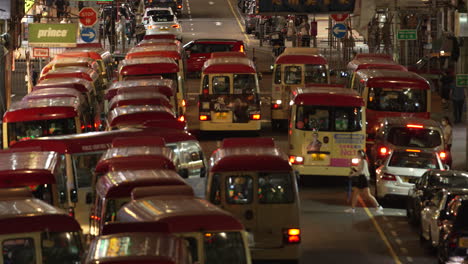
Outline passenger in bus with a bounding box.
[228,176,251,203]
[213,77,230,94]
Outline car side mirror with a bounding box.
[86,192,93,204]
[70,189,78,203]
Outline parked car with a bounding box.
[407,170,468,225]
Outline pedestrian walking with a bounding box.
[345,150,383,214]
[298,18,310,47]
[55,0,65,19]
[440,71,453,109]
[286,19,296,47]
[450,82,466,123]
[441,116,453,167]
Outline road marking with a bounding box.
[225,0,250,44]
[215,21,222,26]
[400,247,408,254]
[208,1,215,4]
[191,33,195,35]
[395,238,402,245]
[406,256,414,262]
[390,230,397,237]
[359,197,402,264]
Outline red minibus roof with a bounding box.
[137,39,180,48]
[210,52,247,59]
[108,105,176,128]
[55,51,102,61]
[86,232,190,264]
[10,128,196,153]
[126,45,181,60]
[3,97,80,123]
[275,54,327,65]
[356,69,430,90]
[0,187,33,200]
[24,88,83,101]
[76,42,103,48]
[292,86,364,107]
[119,57,179,76]
[143,119,187,130]
[42,57,99,76]
[131,185,194,200]
[106,79,175,100]
[210,146,291,172]
[95,146,176,174]
[109,92,172,110]
[354,53,393,61]
[116,196,244,232]
[203,57,256,74]
[64,47,111,59]
[0,151,59,187]
[347,57,407,72]
[0,198,81,234]
[143,34,177,40]
[39,66,99,82]
[222,137,275,148]
[96,170,186,198]
[33,77,94,93]
[112,136,166,148]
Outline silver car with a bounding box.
[143,7,182,40]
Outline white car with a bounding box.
[143,7,182,40]
[375,148,445,201]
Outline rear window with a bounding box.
[190,44,233,54]
[388,151,439,169]
[388,127,442,148]
[258,173,294,204]
[147,9,171,16]
[152,14,175,22]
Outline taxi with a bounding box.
[207,137,300,263]
[90,169,187,236]
[0,197,84,264]
[143,33,177,40]
[104,195,252,264]
[85,232,192,264]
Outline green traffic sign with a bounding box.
[28,23,78,48]
[456,74,468,87]
[397,29,417,40]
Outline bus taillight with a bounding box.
[250,114,261,120]
[178,115,185,122]
[284,228,301,244]
[199,115,211,121]
[272,100,282,109]
[181,99,187,107]
[289,155,304,165]
[379,147,388,156]
[439,151,447,160]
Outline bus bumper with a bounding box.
[200,121,261,131]
[251,244,300,261]
[292,164,350,176]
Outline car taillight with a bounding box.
[448,232,460,248]
[289,155,304,165]
[407,124,423,129]
[250,114,261,120]
[203,88,209,95]
[144,17,149,21]
[381,172,396,181]
[178,115,185,122]
[439,151,447,160]
[68,208,75,217]
[177,4,182,8]
[379,147,388,156]
[199,115,211,121]
[240,44,245,53]
[172,24,180,28]
[283,228,301,244]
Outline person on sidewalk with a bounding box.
[440,71,453,109]
[345,150,383,214]
[441,116,453,167]
[298,18,310,47]
[450,82,466,123]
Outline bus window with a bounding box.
[72,152,103,188]
[8,118,76,144]
[296,106,330,131]
[258,173,294,204]
[204,232,247,264]
[226,175,252,204]
[335,108,362,132]
[202,75,209,91]
[41,232,82,264]
[212,76,230,94]
[3,238,35,264]
[210,174,222,204]
[105,198,130,223]
[184,237,198,263]
[233,74,256,95]
[304,64,328,84]
[296,106,362,132]
[367,87,427,112]
[284,66,302,84]
[274,66,281,84]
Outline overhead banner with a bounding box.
[28,23,78,47]
[257,0,356,14]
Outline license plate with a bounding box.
[459,237,468,248]
[215,112,228,119]
[311,153,325,161]
[401,177,409,183]
[160,28,169,31]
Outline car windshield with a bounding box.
[189,44,233,54]
[204,232,247,264]
[430,175,468,188]
[105,198,131,223]
[387,127,442,148]
[41,232,83,264]
[284,66,302,84]
[304,64,328,84]
[295,105,362,132]
[367,87,427,112]
[72,152,104,189]
[8,118,76,146]
[152,14,175,22]
[388,151,439,169]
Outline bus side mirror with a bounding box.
[70,189,78,203]
[86,192,93,204]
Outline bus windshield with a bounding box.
[233,74,257,94]
[387,127,442,148]
[367,87,427,112]
[295,105,362,132]
[204,232,247,264]
[8,118,76,145]
[72,152,104,189]
[304,64,328,84]
[41,231,83,264]
[284,66,302,84]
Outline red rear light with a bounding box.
[407,124,423,129]
[172,24,180,28]
[68,208,75,217]
[203,88,209,95]
[240,44,245,53]
[284,228,301,244]
[80,124,85,131]
[289,155,304,165]
[272,103,281,109]
[178,115,185,122]
[439,151,447,160]
[181,99,186,107]
[177,5,182,8]
[381,172,396,181]
[199,115,211,121]
[379,147,388,156]
[250,114,261,120]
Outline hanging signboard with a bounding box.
[257,0,355,14]
[28,23,78,48]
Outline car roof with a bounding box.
[378,117,442,129]
[193,39,243,43]
[429,169,468,178]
